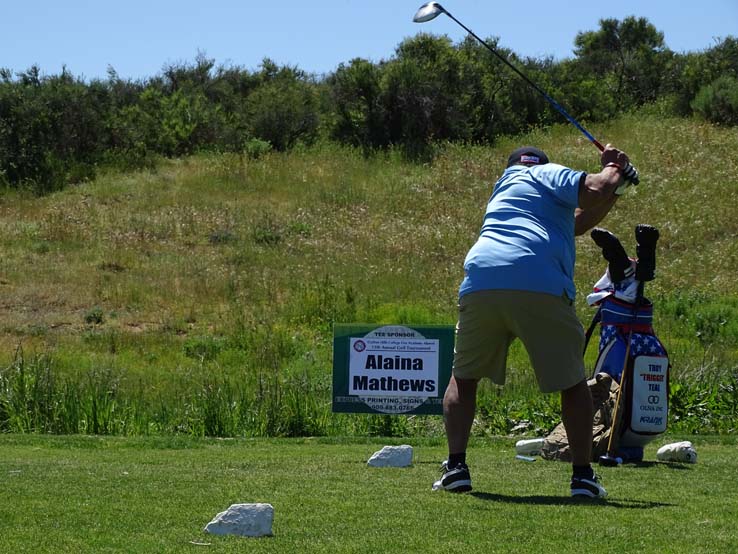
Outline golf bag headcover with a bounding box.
[591,228,632,283]
[635,224,659,282]
[587,226,670,453]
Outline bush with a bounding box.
[0,60,317,192]
[183,336,224,362]
[0,30,735,193]
[328,58,386,149]
[675,38,738,116]
[83,306,105,325]
[245,66,320,151]
[0,67,109,193]
[243,138,272,159]
[691,75,738,125]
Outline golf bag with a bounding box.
[585,225,670,462]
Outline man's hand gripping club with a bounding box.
[600,145,640,195]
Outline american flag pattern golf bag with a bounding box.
[586,224,669,456]
[591,295,670,446]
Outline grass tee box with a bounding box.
[2,435,738,554]
[332,324,453,415]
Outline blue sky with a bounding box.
[4,0,737,81]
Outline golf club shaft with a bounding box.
[604,280,644,458]
[441,10,605,152]
[604,327,632,457]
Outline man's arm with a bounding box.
[575,145,629,236]
[574,195,618,236]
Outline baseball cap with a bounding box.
[507,146,550,167]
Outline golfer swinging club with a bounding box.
[436,144,638,498]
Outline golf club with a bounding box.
[598,330,632,467]
[413,2,639,184]
[598,276,646,467]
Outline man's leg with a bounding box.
[501,291,606,497]
[433,375,478,492]
[443,375,479,456]
[562,378,606,498]
[560,378,593,466]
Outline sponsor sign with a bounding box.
[630,355,669,434]
[333,324,454,415]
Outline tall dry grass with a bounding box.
[1,114,736,436]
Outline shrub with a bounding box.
[691,75,738,125]
[183,336,224,362]
[243,138,272,159]
[0,67,109,193]
[328,58,386,149]
[245,71,320,151]
[84,306,105,325]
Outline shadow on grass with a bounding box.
[470,491,673,509]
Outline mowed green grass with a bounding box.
[1,434,737,554]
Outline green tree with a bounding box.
[573,17,672,111]
[691,74,738,125]
[674,38,738,116]
[327,58,386,150]
[108,87,201,158]
[549,58,618,123]
[245,60,320,151]
[379,34,465,157]
[0,66,109,192]
[455,36,537,141]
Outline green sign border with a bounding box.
[332,323,454,415]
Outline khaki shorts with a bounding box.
[453,289,585,393]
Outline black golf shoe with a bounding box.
[570,474,607,499]
[432,461,472,492]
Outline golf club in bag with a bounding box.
[584,225,670,466]
[413,2,639,185]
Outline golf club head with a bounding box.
[598,454,623,467]
[413,2,446,23]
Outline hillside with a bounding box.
[1,113,736,436]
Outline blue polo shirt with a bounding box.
[459,163,585,300]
